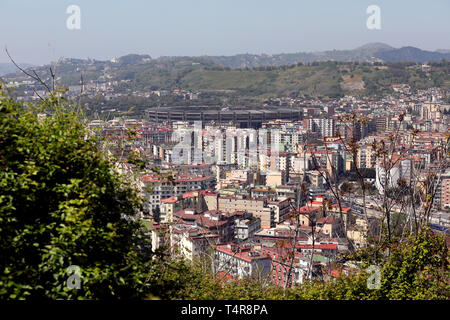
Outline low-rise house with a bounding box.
[316,217,344,238]
[346,217,380,248]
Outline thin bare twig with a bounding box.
[5,47,52,94]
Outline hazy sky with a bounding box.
[1,0,449,65]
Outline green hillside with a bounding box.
[6,57,450,100]
[173,61,449,98]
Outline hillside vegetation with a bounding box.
[6,54,450,101]
[118,60,450,98]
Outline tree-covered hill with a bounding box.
[111,59,450,98]
[6,56,450,101]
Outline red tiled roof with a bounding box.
[317,217,337,224]
[182,191,198,199]
[161,196,178,204]
[299,206,321,214]
[196,216,228,228]
[214,244,270,263]
[173,209,200,220]
[141,175,212,183]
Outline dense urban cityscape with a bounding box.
[81,84,449,287]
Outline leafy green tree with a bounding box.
[378,228,449,299]
[295,228,449,300]
[0,87,151,299]
[152,206,161,223]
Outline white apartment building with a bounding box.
[375,158,412,194]
[214,244,271,279]
[309,118,336,138]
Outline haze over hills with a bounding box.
[2,43,450,77]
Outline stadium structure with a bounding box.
[145,106,304,128]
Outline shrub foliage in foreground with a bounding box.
[0,91,151,299]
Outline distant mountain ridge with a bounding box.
[3,43,450,76]
[374,46,450,63]
[203,43,396,68]
[201,43,450,69]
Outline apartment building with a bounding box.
[375,158,412,194]
[357,145,376,169]
[209,195,276,229]
[214,244,271,280]
[261,245,308,287]
[309,118,336,138]
[141,174,215,211]
[234,213,262,241]
[440,169,450,209]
